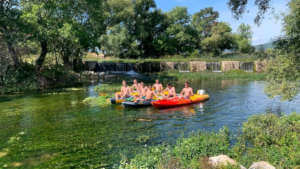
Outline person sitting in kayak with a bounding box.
[145,86,158,101]
[153,79,163,94]
[115,80,130,100]
[180,81,193,99]
[138,82,145,94]
[163,83,176,99]
[136,86,157,102]
[131,79,139,92]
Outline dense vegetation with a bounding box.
[120,113,300,169]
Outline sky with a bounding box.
[154,0,289,45]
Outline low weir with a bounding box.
[84,60,267,73]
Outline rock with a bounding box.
[254,60,268,72]
[208,155,246,169]
[249,161,276,169]
[190,61,207,72]
[221,61,240,72]
[160,62,175,71]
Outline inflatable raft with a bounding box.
[122,100,152,108]
[152,94,209,109]
[110,98,125,104]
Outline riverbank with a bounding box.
[120,113,299,169]
[0,64,95,95]
[158,70,266,82]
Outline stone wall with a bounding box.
[190,61,207,72]
[160,62,175,72]
[221,61,240,72]
[254,60,268,72]
[84,60,268,73]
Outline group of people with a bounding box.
[115,79,194,102]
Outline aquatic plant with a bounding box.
[82,96,111,107]
[94,84,121,94]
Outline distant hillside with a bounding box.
[254,42,274,51]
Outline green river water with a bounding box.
[0,77,299,168]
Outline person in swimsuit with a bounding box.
[131,79,139,92]
[145,86,158,101]
[115,80,130,100]
[180,81,193,99]
[163,83,176,99]
[153,79,163,95]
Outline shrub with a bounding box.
[120,113,300,169]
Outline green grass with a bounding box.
[158,70,266,81]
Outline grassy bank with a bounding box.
[120,113,299,169]
[158,70,266,82]
[83,53,259,63]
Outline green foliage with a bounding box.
[201,22,235,56]
[121,113,300,169]
[233,24,254,54]
[265,55,299,100]
[120,128,231,169]
[94,84,121,94]
[266,0,300,101]
[233,113,300,168]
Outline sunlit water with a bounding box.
[0,78,299,168]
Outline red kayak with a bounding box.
[152,94,209,109]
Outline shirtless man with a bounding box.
[115,80,130,100]
[138,82,145,95]
[131,79,139,92]
[163,83,176,99]
[144,86,158,101]
[153,79,163,94]
[180,81,194,99]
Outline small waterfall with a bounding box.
[174,62,190,72]
[240,62,254,72]
[207,62,221,72]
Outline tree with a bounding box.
[99,24,140,58]
[228,0,272,24]
[237,23,252,40]
[233,23,254,53]
[265,0,300,100]
[192,7,219,38]
[201,22,235,56]
[20,0,107,70]
[161,7,197,55]
[0,0,23,67]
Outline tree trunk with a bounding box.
[6,41,19,67]
[36,40,48,71]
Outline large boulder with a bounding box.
[254,60,268,72]
[249,161,276,169]
[208,155,246,169]
[190,61,207,72]
[221,61,240,72]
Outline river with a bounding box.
[0,77,299,168]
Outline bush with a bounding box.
[120,113,300,169]
[232,113,300,168]
[119,128,231,169]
